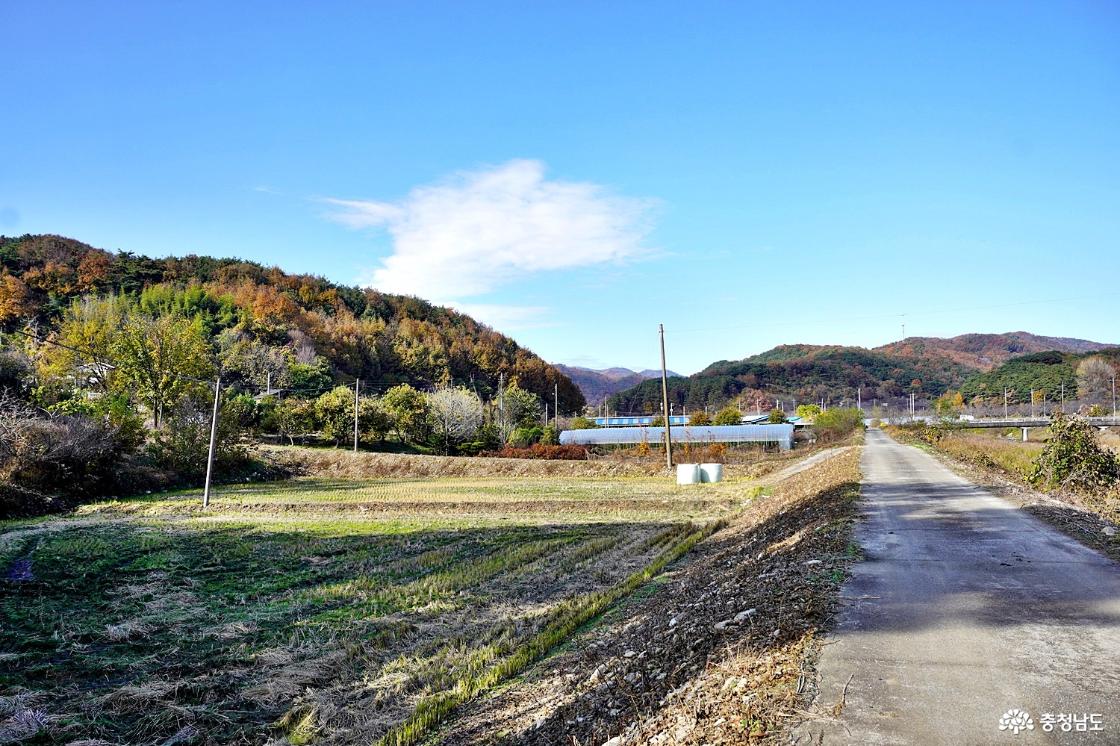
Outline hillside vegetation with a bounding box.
[0,234,584,513]
[609,333,1116,414]
[1,235,583,409]
[959,349,1120,405]
[610,345,973,413]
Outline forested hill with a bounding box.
[607,333,1116,414]
[0,234,584,411]
[609,345,974,413]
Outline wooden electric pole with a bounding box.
[353,379,360,452]
[498,372,505,441]
[659,324,673,469]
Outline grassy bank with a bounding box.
[442,447,863,744]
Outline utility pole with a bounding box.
[353,379,360,452]
[543,403,548,427]
[1060,382,1065,414]
[554,383,559,427]
[1004,388,1008,418]
[266,371,271,396]
[498,372,506,441]
[658,323,673,470]
[857,387,861,412]
[202,376,221,509]
[1031,389,1035,419]
[1112,374,1117,420]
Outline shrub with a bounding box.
[712,407,741,426]
[485,444,588,460]
[0,351,31,397]
[540,424,560,445]
[1029,413,1119,494]
[688,411,712,426]
[568,416,598,430]
[224,392,261,435]
[458,422,502,456]
[507,425,544,448]
[795,404,821,422]
[149,395,249,481]
[813,407,864,441]
[0,393,141,514]
[768,408,786,424]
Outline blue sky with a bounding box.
[3,1,1118,373]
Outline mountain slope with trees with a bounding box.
[875,332,1114,372]
[608,334,1116,414]
[0,234,584,411]
[959,348,1120,407]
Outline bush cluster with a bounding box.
[0,393,144,516]
[1028,413,1120,494]
[812,407,864,441]
[484,444,589,460]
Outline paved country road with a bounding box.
[801,429,1120,744]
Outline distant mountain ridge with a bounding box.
[554,364,681,405]
[874,332,1113,371]
[609,332,1116,413]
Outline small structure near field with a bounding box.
[560,424,795,450]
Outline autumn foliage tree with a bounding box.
[110,312,214,428]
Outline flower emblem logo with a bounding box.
[999,709,1035,735]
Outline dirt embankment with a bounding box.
[441,447,862,745]
[263,445,825,482]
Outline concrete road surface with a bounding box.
[802,429,1120,744]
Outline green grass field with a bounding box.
[0,473,754,745]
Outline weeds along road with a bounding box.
[804,429,1120,745]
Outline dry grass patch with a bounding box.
[1,461,767,744]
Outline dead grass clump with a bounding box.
[98,681,176,714]
[105,619,152,642]
[0,709,52,744]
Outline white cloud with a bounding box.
[324,159,656,301]
[450,303,555,331]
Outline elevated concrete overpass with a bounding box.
[881,416,1119,428]
[878,415,1119,440]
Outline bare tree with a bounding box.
[1077,357,1115,405]
[428,386,483,454]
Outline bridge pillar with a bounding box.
[1022,427,1029,442]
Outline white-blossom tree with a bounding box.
[428,386,483,453]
